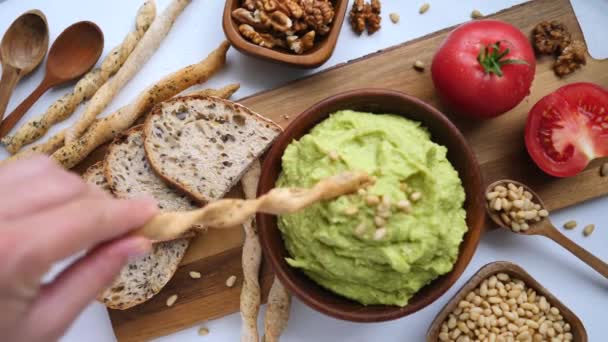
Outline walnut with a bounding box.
[232,8,265,30]
[553,40,587,77]
[349,0,381,35]
[259,9,293,32]
[242,0,256,10]
[239,24,287,49]
[286,30,315,54]
[301,0,335,36]
[532,20,572,55]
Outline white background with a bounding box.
[0,0,606,341]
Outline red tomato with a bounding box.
[431,20,536,118]
[525,82,608,177]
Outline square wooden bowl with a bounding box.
[222,0,349,68]
[427,261,587,341]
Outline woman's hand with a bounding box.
[0,155,158,342]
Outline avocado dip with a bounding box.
[276,110,467,306]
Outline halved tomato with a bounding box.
[525,82,608,177]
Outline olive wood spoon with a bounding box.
[486,179,608,278]
[0,10,49,120]
[0,21,104,138]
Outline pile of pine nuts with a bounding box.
[486,183,549,232]
[438,273,573,342]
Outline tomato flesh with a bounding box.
[525,83,608,177]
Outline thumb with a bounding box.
[25,236,151,341]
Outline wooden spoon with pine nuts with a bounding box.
[486,179,608,279]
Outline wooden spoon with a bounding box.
[0,10,49,120]
[486,179,608,278]
[0,21,104,138]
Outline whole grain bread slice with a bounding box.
[83,161,191,310]
[143,95,282,203]
[104,125,200,212]
[98,238,190,310]
[82,161,111,192]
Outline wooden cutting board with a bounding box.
[107,0,608,340]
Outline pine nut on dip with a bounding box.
[275,110,468,306]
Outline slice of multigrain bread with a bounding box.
[83,162,190,310]
[98,237,190,310]
[104,125,199,211]
[143,95,282,203]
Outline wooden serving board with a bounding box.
[107,0,608,340]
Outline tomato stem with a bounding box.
[477,41,528,77]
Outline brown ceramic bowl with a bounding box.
[427,261,587,341]
[257,89,486,322]
[222,0,348,68]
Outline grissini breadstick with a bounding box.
[1,82,238,166]
[240,160,262,342]
[263,279,291,342]
[65,0,192,144]
[1,0,157,154]
[49,41,230,169]
[134,171,371,241]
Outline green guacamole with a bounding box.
[276,110,467,307]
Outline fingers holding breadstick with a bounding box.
[135,171,371,241]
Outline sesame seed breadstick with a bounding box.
[240,160,262,342]
[263,278,291,342]
[134,171,371,241]
[64,0,192,144]
[0,1,157,154]
[0,82,237,167]
[49,41,230,169]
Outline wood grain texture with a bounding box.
[109,0,608,340]
[426,261,587,341]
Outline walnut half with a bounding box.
[553,40,586,77]
[349,0,381,35]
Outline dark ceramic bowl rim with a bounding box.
[257,88,485,322]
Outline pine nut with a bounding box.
[189,271,202,279]
[413,60,425,71]
[410,191,422,202]
[419,3,430,14]
[563,220,577,229]
[601,162,608,177]
[583,224,595,237]
[397,200,412,212]
[328,150,339,161]
[471,9,483,19]
[166,294,178,307]
[389,12,400,24]
[366,195,380,206]
[374,227,387,240]
[226,275,237,287]
[487,191,500,201]
[198,327,210,336]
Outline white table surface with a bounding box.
[0,0,606,341]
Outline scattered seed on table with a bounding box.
[198,327,209,336]
[226,275,237,288]
[471,9,483,19]
[389,13,400,23]
[166,294,178,307]
[563,220,577,230]
[413,60,425,71]
[583,224,595,237]
[419,3,430,14]
[189,271,202,279]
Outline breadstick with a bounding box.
[65,0,192,144]
[0,0,157,154]
[263,279,291,342]
[1,82,237,166]
[50,41,230,169]
[134,171,371,241]
[240,160,262,342]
